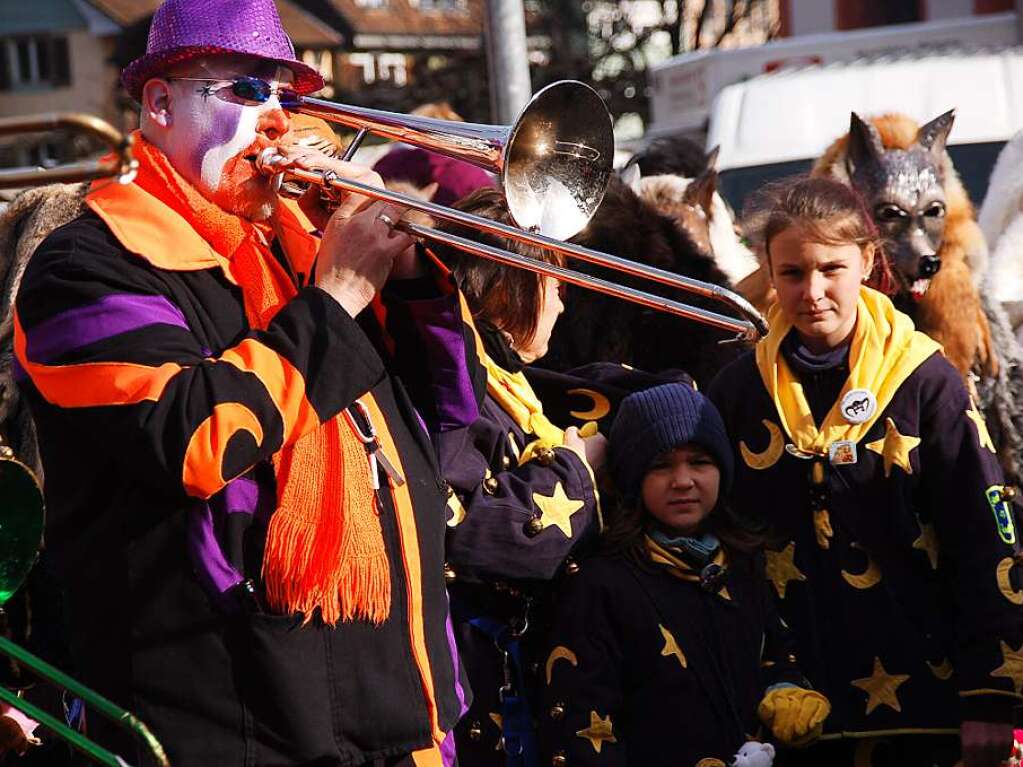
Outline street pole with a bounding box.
[483,0,532,124]
[1017,0,1023,43]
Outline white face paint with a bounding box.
[162,59,293,220]
[197,65,292,191]
[200,100,262,191]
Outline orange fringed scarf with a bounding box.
[130,134,390,625]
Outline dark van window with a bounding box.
[717,141,1006,214]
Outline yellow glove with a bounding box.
[757,686,831,746]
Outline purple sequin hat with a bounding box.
[122,0,324,101]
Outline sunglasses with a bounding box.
[170,76,300,107]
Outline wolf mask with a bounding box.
[845,109,954,300]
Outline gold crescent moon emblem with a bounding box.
[926,657,954,680]
[997,557,1023,605]
[567,389,611,421]
[740,419,784,470]
[841,543,882,589]
[545,645,579,685]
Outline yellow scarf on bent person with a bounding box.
[754,286,941,456]
[122,135,390,626]
[481,353,566,450]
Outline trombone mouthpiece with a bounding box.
[253,147,285,175]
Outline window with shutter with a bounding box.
[53,37,70,86]
[0,35,71,90]
[0,40,10,92]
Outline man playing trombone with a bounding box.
[11,0,473,763]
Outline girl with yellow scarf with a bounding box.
[708,177,1023,767]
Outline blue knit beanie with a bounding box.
[608,383,734,502]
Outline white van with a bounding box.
[704,45,1023,211]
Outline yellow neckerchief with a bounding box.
[481,352,565,447]
[755,287,941,455]
[644,535,731,600]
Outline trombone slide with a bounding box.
[257,151,768,341]
[0,113,137,189]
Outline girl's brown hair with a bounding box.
[602,487,764,564]
[432,188,565,348]
[745,175,895,294]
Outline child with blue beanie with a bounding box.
[539,383,829,767]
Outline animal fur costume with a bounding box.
[632,169,759,287]
[0,182,87,481]
[622,146,760,286]
[544,173,743,386]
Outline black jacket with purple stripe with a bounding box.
[14,207,473,767]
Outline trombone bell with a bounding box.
[502,81,614,240]
[287,81,614,241]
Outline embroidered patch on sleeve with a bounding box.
[987,485,1018,545]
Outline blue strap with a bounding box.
[499,692,537,767]
[468,616,510,646]
[467,616,539,767]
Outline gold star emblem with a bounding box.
[991,641,1023,694]
[966,401,997,454]
[912,520,939,570]
[659,624,687,669]
[765,542,806,599]
[866,418,920,477]
[576,710,617,753]
[531,482,584,538]
[851,657,910,715]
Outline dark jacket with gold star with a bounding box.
[708,342,1023,739]
[432,329,602,764]
[537,546,804,767]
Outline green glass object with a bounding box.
[0,458,43,606]
[0,457,169,765]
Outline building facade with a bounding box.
[0,0,341,175]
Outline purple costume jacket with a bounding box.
[709,346,1023,757]
[428,330,603,764]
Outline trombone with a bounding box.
[0,113,138,188]
[269,81,770,341]
[0,94,767,339]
